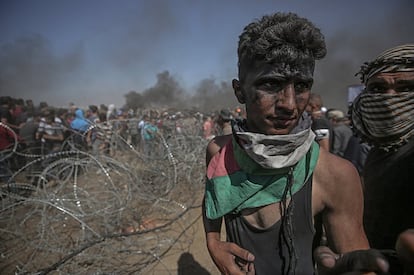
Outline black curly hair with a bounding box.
[237,12,327,82]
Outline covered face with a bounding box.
[352,44,414,150]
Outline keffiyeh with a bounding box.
[356,44,414,84]
[352,92,414,151]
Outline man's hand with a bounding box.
[314,246,389,275]
[207,238,255,275]
[396,229,414,275]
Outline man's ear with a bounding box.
[232,79,246,104]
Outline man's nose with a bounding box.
[275,84,296,109]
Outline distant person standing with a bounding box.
[70,108,90,150]
[142,118,158,158]
[36,109,64,154]
[0,97,13,129]
[326,109,353,158]
[203,116,214,140]
[306,93,332,151]
[95,112,113,155]
[138,114,148,151]
[216,109,234,136]
[127,117,140,148]
[0,99,20,183]
[86,105,100,153]
[19,111,41,151]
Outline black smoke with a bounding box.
[0,34,83,105]
[124,72,239,113]
[313,0,414,111]
[1,0,413,112]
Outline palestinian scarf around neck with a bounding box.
[204,135,319,219]
[232,119,316,168]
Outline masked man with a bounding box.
[352,44,414,275]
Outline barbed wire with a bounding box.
[0,121,208,274]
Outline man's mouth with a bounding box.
[268,116,295,126]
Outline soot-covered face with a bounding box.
[234,60,313,135]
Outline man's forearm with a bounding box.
[202,199,225,266]
[202,198,222,235]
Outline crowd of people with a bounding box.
[0,96,243,184]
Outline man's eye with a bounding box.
[367,85,414,93]
[257,82,282,92]
[367,85,386,93]
[294,82,311,92]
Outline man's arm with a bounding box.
[43,132,64,141]
[314,149,368,252]
[313,150,388,274]
[202,202,255,275]
[202,137,255,275]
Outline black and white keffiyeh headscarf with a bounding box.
[356,44,414,83]
[352,44,414,151]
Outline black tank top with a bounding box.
[224,177,315,275]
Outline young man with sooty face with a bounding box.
[202,12,389,275]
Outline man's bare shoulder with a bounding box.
[206,134,232,164]
[313,148,363,209]
[315,148,359,179]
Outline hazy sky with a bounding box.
[1,0,413,110]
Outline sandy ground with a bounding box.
[144,205,222,275]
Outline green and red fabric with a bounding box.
[204,136,319,219]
